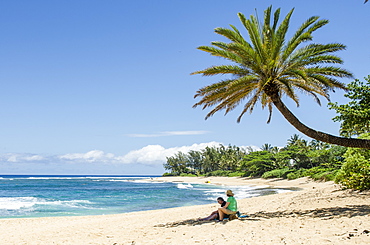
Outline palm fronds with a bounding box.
[192,5,353,122]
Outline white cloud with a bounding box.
[118,145,166,164]
[0,153,45,163]
[23,155,45,161]
[0,142,260,166]
[59,150,115,163]
[118,141,221,164]
[127,130,209,138]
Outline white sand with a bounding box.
[0,177,369,244]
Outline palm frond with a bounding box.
[214,27,248,46]
[236,91,261,122]
[192,6,353,125]
[274,8,294,51]
[201,77,259,119]
[191,65,249,77]
[238,13,265,63]
[272,7,281,31]
[282,16,320,59]
[210,41,230,50]
[277,78,300,106]
[196,45,244,63]
[305,66,353,79]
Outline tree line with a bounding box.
[163,134,369,190]
[164,135,345,179]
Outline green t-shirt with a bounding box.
[227,196,237,212]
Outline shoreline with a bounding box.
[0,176,369,244]
[149,176,316,189]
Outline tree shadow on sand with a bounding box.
[155,205,370,228]
[246,204,370,220]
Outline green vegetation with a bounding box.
[262,168,293,179]
[335,134,370,190]
[163,134,347,182]
[327,77,370,190]
[163,133,370,190]
[191,6,370,148]
[164,145,247,176]
[329,76,370,137]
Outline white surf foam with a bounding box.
[0,197,93,210]
[177,183,194,189]
[0,197,39,210]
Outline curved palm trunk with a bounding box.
[270,93,370,149]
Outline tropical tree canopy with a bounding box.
[163,136,348,181]
[191,5,370,148]
[329,75,370,137]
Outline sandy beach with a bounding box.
[0,176,369,244]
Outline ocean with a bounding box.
[0,175,295,219]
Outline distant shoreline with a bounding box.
[149,176,314,190]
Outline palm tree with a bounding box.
[191,6,370,149]
[309,139,329,150]
[287,134,304,147]
[201,146,220,172]
[261,143,273,152]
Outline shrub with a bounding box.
[334,133,370,190]
[162,172,176,176]
[179,173,198,177]
[335,148,370,190]
[262,168,293,179]
[227,171,246,177]
[304,167,339,181]
[313,169,339,181]
[286,167,339,181]
[286,169,307,180]
[205,170,232,176]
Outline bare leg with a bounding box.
[218,207,225,221]
[218,207,235,221]
[204,213,218,221]
[200,211,218,221]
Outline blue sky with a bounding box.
[0,0,369,175]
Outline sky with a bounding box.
[0,0,369,175]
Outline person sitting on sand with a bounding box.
[218,190,238,221]
[199,197,228,221]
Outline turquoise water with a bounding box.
[0,175,294,219]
